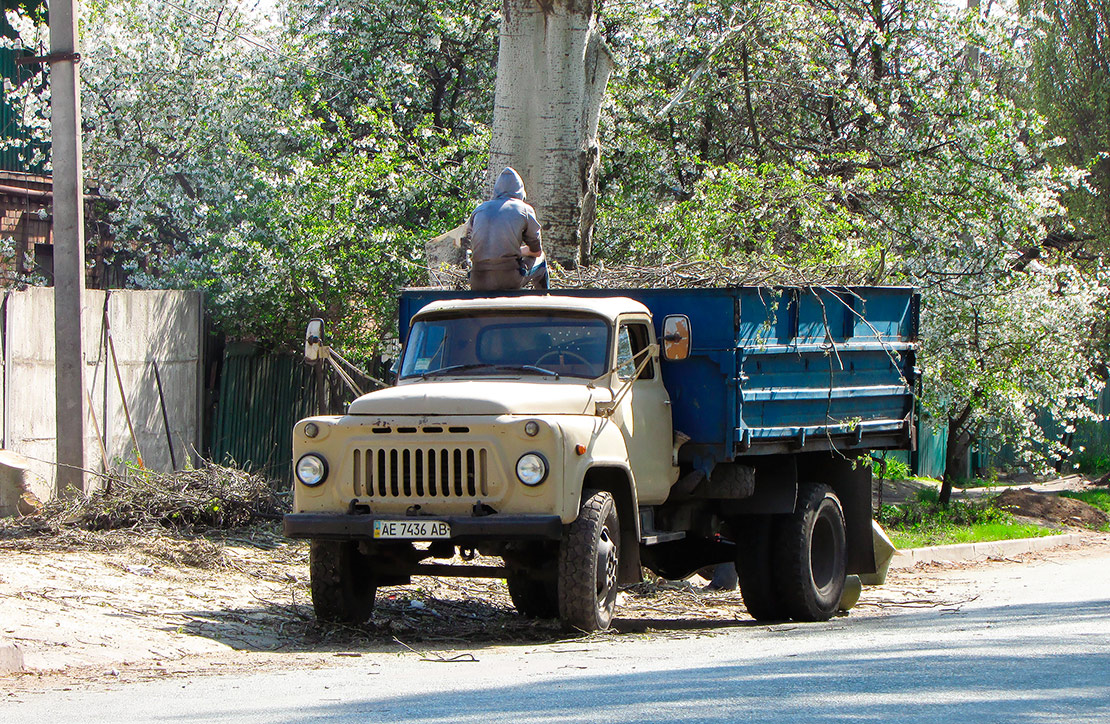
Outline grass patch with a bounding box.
[1059,489,1110,515]
[877,488,1054,549]
[953,478,1003,489]
[887,522,1053,549]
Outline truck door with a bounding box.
[612,318,679,505]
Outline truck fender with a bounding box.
[582,466,642,585]
[796,452,875,576]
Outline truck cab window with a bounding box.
[616,323,654,380]
[402,324,447,376]
[400,313,610,379]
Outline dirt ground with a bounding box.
[2,483,1107,693]
[994,488,1109,528]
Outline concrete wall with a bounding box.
[0,288,202,501]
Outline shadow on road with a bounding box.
[167,596,769,653]
[165,598,1110,723]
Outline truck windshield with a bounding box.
[400,312,610,380]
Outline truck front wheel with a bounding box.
[309,540,377,624]
[558,490,620,631]
[774,483,847,622]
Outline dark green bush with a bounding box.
[876,488,1013,530]
[1074,453,1110,475]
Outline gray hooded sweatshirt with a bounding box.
[464,167,542,271]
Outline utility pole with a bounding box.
[50,0,87,497]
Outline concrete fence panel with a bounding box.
[1,288,202,502]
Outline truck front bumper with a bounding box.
[283,513,564,542]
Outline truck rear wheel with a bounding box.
[506,574,559,618]
[309,540,377,624]
[774,483,846,622]
[736,515,785,621]
[558,491,620,631]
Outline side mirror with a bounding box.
[661,315,691,361]
[304,318,325,362]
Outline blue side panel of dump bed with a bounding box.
[731,287,918,459]
[399,286,918,471]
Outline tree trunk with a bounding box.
[489,0,613,268]
[1056,423,1076,473]
[940,411,973,507]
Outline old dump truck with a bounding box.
[284,286,918,631]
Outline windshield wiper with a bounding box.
[517,364,560,378]
[421,363,559,379]
[421,363,492,378]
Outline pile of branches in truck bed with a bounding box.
[426,256,880,290]
[2,460,288,539]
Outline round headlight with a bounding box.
[296,454,328,486]
[524,421,540,437]
[516,453,548,486]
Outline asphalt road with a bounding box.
[4,545,1109,723]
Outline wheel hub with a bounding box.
[596,529,618,599]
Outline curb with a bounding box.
[891,533,1084,569]
[0,639,23,675]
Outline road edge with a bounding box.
[891,532,1085,568]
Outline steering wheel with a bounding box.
[535,350,591,367]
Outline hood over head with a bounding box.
[493,167,526,201]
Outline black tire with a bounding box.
[309,540,377,624]
[506,574,559,618]
[736,515,785,621]
[774,483,847,622]
[558,491,620,631]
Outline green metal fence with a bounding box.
[905,390,1110,480]
[1072,388,1110,469]
[209,343,321,482]
[914,414,949,480]
[0,48,48,173]
[209,342,379,482]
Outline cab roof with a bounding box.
[412,295,650,324]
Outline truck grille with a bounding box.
[352,447,490,499]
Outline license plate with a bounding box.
[373,519,451,539]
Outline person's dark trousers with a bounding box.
[470,267,526,291]
[470,258,548,291]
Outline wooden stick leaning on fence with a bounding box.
[104,307,144,469]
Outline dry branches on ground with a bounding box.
[1,460,288,541]
[426,258,877,290]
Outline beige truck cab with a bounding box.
[285,295,683,630]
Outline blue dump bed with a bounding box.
[399,286,918,471]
